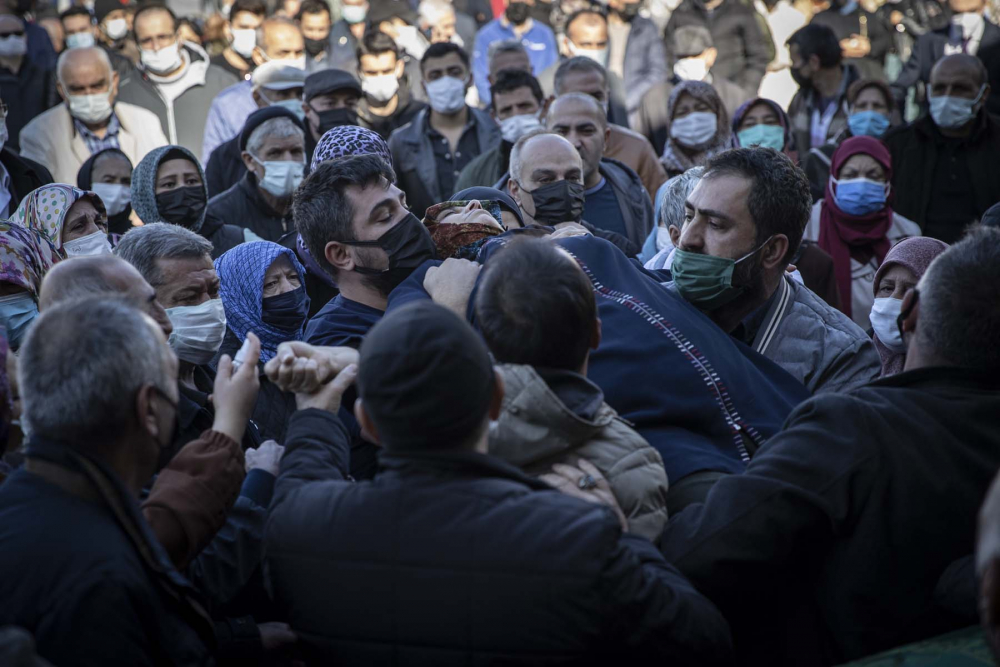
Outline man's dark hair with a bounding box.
[420,41,469,72]
[132,2,177,32]
[232,0,267,17]
[490,68,543,105]
[553,55,607,94]
[59,5,94,24]
[564,8,607,33]
[476,238,596,372]
[293,154,396,277]
[703,147,812,265]
[787,24,842,68]
[295,0,329,19]
[917,226,1000,371]
[357,29,399,62]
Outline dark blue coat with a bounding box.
[265,408,735,665]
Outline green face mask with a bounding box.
[670,239,772,311]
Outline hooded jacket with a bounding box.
[131,145,253,258]
[489,364,670,541]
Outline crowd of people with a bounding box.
[0,0,999,663]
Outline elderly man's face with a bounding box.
[509,135,583,221]
[930,57,985,100]
[547,97,607,181]
[566,17,607,50]
[59,48,118,101]
[260,21,304,61]
[153,255,219,309]
[678,174,756,262]
[244,131,305,185]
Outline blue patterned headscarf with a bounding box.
[215,241,307,363]
[131,145,209,233]
[310,125,392,171]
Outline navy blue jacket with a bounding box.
[389,234,809,483]
[265,408,735,664]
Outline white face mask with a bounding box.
[66,31,97,49]
[140,41,182,74]
[91,182,131,216]
[253,156,305,198]
[869,297,906,353]
[104,18,128,40]
[425,75,466,114]
[362,73,400,103]
[231,28,256,58]
[166,298,227,365]
[68,91,114,124]
[673,56,708,81]
[0,34,27,57]
[268,55,307,71]
[499,112,542,144]
[341,3,368,23]
[63,230,112,257]
[670,111,718,148]
[567,39,608,67]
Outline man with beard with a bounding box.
[668,146,880,394]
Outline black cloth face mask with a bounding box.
[314,107,359,135]
[339,212,439,295]
[155,186,207,228]
[262,285,311,331]
[521,180,586,225]
[505,1,530,23]
[304,36,327,56]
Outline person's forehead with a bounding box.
[232,10,263,22]
[157,158,198,177]
[263,22,302,43]
[93,153,131,177]
[347,178,393,215]
[63,13,91,26]
[855,85,887,103]
[494,85,536,105]
[425,52,465,71]
[931,60,979,85]
[841,152,880,170]
[0,14,22,30]
[882,263,917,283]
[689,173,752,215]
[62,54,108,79]
[524,137,580,169]
[265,253,294,275]
[491,51,529,70]
[559,69,603,93]
[135,9,173,30]
[550,100,601,125]
[260,132,304,149]
[157,256,215,284]
[745,101,775,117]
[568,17,606,38]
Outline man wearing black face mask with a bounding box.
[302,68,362,157]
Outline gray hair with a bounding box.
[19,297,172,443]
[57,46,113,90]
[508,129,554,183]
[915,226,1000,371]
[114,222,213,288]
[658,166,704,231]
[554,55,607,95]
[246,116,305,159]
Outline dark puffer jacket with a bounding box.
[264,409,735,665]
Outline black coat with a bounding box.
[0,59,57,153]
[664,0,772,95]
[660,367,1000,665]
[0,147,52,211]
[206,172,295,243]
[218,329,297,444]
[883,111,1000,242]
[205,133,245,198]
[265,408,735,665]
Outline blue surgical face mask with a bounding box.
[0,292,39,350]
[848,110,890,138]
[929,85,985,130]
[737,124,785,150]
[831,177,888,216]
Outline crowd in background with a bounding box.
[0,0,999,662]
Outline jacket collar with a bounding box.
[379,447,552,491]
[744,274,794,355]
[239,171,287,219]
[867,365,1000,391]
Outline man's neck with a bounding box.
[340,280,388,311]
[707,273,781,335]
[938,113,978,139]
[80,114,112,137]
[223,47,250,72]
[350,22,365,40]
[502,14,534,36]
[367,92,400,117]
[0,55,22,73]
[812,65,843,99]
[178,360,197,390]
[583,168,602,189]
[430,104,469,130]
[257,182,292,215]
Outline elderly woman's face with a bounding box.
[852,85,890,115]
[62,198,107,243]
[838,153,886,182]
[672,91,713,120]
[436,201,503,230]
[262,254,302,299]
[876,264,918,300]
[155,158,203,194]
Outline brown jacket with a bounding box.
[141,429,245,570]
[605,124,668,201]
[489,364,669,541]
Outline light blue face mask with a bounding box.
[847,110,890,138]
[271,98,306,122]
[831,177,888,216]
[737,124,785,151]
[929,85,985,130]
[0,292,39,350]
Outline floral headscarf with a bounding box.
[0,222,61,296]
[310,125,393,171]
[8,184,106,253]
[215,241,308,363]
[423,200,504,260]
[661,80,732,175]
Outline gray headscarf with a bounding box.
[661,80,732,175]
[130,145,208,233]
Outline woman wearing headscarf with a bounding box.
[77,148,136,236]
[803,79,897,201]
[9,184,111,258]
[802,135,921,328]
[659,80,731,179]
[214,241,310,442]
[731,97,798,163]
[0,222,59,349]
[869,237,949,377]
[131,145,256,259]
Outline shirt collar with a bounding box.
[73,111,121,139]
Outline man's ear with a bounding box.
[668,224,681,247]
[761,234,789,271]
[393,58,405,79]
[135,383,159,440]
[808,53,821,71]
[355,399,381,445]
[240,150,257,174]
[325,240,354,272]
[488,368,505,420]
[56,80,66,102]
[252,45,266,66]
[110,71,120,98]
[899,287,920,336]
[704,47,718,70]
